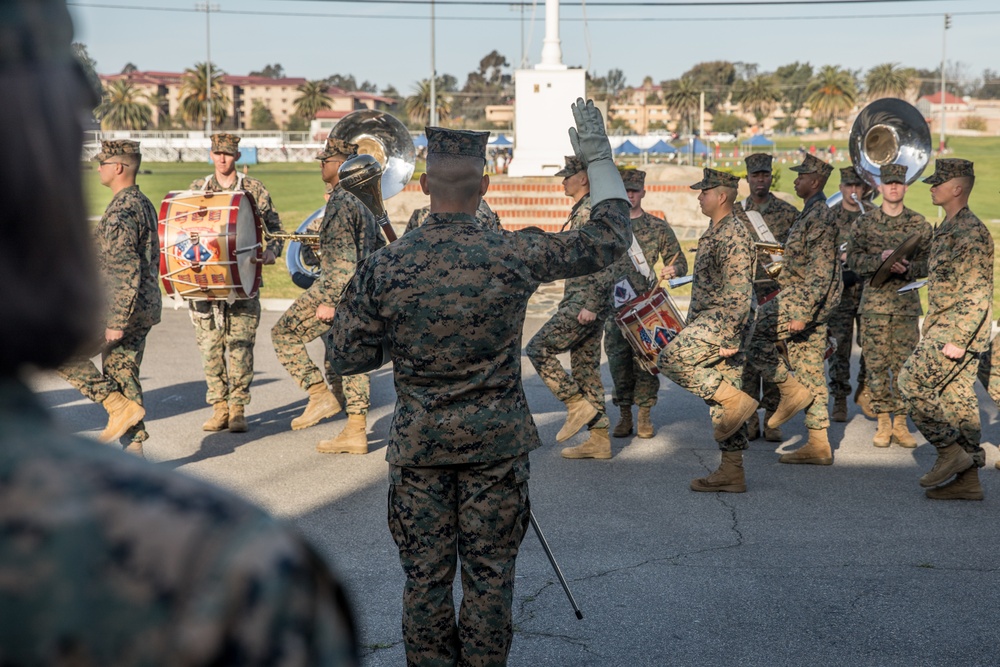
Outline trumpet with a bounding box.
[754,241,784,279]
[263,229,320,249]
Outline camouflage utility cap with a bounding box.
[745,153,773,174]
[790,153,833,178]
[922,158,974,185]
[839,166,866,186]
[554,155,586,178]
[315,137,358,161]
[0,0,75,68]
[210,133,240,155]
[425,127,489,159]
[879,163,908,185]
[94,139,140,162]
[690,167,739,190]
[619,167,646,190]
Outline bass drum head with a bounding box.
[234,193,263,299]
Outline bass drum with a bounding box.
[286,206,325,289]
[158,190,263,301]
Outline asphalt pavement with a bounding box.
[31,306,1000,667]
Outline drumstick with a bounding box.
[659,252,680,285]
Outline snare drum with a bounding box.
[614,288,687,375]
[158,190,263,301]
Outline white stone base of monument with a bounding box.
[506,68,586,178]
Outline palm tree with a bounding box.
[734,75,781,125]
[95,80,152,130]
[806,66,858,134]
[179,62,230,129]
[404,79,451,125]
[865,63,913,101]
[663,77,700,134]
[293,80,332,119]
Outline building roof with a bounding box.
[919,91,967,105]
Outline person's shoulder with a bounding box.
[242,175,269,193]
[771,194,799,213]
[190,177,208,190]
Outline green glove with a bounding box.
[568,97,628,207]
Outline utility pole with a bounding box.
[196,3,219,135]
[699,90,705,166]
[429,0,437,126]
[939,13,951,153]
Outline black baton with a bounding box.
[529,510,583,620]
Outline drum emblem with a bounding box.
[172,228,219,267]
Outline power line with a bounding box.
[269,0,970,5]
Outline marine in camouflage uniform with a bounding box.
[735,153,799,440]
[271,137,384,451]
[846,163,931,447]
[404,198,502,234]
[747,154,842,465]
[327,114,630,665]
[657,169,756,492]
[827,166,870,421]
[188,133,284,433]
[57,140,161,453]
[602,167,687,439]
[899,159,994,499]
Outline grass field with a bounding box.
[84,136,1000,304]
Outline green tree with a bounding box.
[662,77,700,134]
[404,78,451,125]
[249,63,285,78]
[680,61,736,112]
[95,80,152,130]
[865,62,913,100]
[293,80,332,119]
[773,61,814,116]
[605,68,627,102]
[711,113,747,135]
[806,65,857,133]
[179,62,230,129]
[977,68,1000,99]
[734,75,781,124]
[285,115,309,131]
[457,50,512,122]
[250,100,279,130]
[72,42,101,102]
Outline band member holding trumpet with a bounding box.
[845,163,931,448]
[828,166,871,422]
[327,102,630,665]
[188,133,284,433]
[602,167,687,440]
[658,168,756,493]
[900,159,993,500]
[271,137,383,453]
[737,153,799,442]
[57,140,161,454]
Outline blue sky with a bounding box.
[69,0,998,93]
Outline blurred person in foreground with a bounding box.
[0,2,359,663]
[328,100,630,665]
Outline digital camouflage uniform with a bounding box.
[328,126,631,667]
[188,146,284,408]
[58,147,161,446]
[526,192,613,431]
[827,200,866,400]
[404,198,502,235]
[977,329,1000,406]
[0,378,359,666]
[747,182,842,431]
[657,170,755,451]
[273,179,383,414]
[846,203,931,414]
[899,161,993,466]
[736,192,799,414]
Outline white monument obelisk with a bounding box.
[506,0,586,177]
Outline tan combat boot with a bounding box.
[316,414,368,454]
[291,382,343,430]
[762,411,783,442]
[711,381,759,442]
[873,413,892,448]
[767,376,813,430]
[100,392,145,442]
[778,428,833,465]
[891,414,917,448]
[556,394,599,443]
[612,405,633,438]
[690,451,746,493]
[202,401,229,431]
[228,404,248,433]
[925,466,983,500]
[832,396,848,423]
[561,427,611,459]
[746,411,761,441]
[855,386,876,419]
[919,443,973,488]
[636,407,654,439]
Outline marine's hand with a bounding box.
[942,342,965,360]
[719,347,738,358]
[105,328,124,345]
[262,249,277,265]
[568,98,612,165]
[577,308,597,325]
[788,319,806,334]
[316,304,336,324]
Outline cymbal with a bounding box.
[870,233,923,288]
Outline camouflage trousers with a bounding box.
[827,283,867,399]
[388,454,530,667]
[742,298,780,413]
[271,287,368,414]
[656,320,749,452]
[977,333,1000,406]
[188,299,260,407]
[859,313,920,414]
[57,324,152,444]
[899,338,984,466]
[525,307,608,430]
[603,318,660,408]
